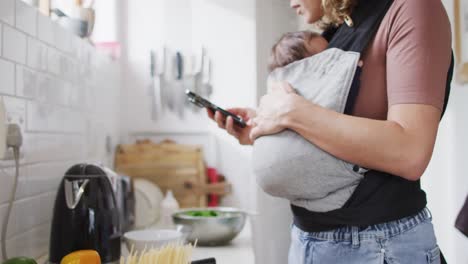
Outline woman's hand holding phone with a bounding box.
[207,107,256,145]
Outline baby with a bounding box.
[268,30,363,116]
[254,31,366,212]
[268,31,329,72]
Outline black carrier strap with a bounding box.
[442,52,454,117]
[327,0,394,53]
[292,0,455,238]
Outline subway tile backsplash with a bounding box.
[0,59,15,95]
[27,37,48,71]
[0,0,121,260]
[0,0,15,26]
[3,25,27,64]
[15,0,37,37]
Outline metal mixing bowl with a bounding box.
[172,207,247,246]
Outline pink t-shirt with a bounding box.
[353,0,452,119]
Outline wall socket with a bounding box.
[0,97,26,161]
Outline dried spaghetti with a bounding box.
[120,243,195,264]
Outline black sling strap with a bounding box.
[327,0,394,53]
[327,0,395,116]
[443,53,454,117]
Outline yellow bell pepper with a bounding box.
[60,250,101,264]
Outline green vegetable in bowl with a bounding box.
[185,210,219,217]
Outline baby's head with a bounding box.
[268,31,328,73]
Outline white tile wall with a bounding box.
[37,14,54,46]
[6,223,50,259]
[0,24,3,53]
[0,1,121,260]
[16,65,37,98]
[46,47,60,75]
[0,0,15,26]
[15,0,37,36]
[3,25,27,64]
[27,37,47,71]
[0,59,15,95]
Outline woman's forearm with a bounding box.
[282,97,441,181]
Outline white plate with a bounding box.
[134,179,164,229]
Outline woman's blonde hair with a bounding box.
[319,0,358,28]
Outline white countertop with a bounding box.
[190,221,254,263]
[39,221,255,264]
[121,221,255,264]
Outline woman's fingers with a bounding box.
[214,111,226,129]
[249,117,262,141]
[206,108,215,120]
[249,126,260,142]
[225,116,239,137]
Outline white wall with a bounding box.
[119,0,299,263]
[0,0,121,259]
[119,0,258,209]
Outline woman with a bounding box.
[208,0,452,263]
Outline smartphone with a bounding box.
[186,90,247,128]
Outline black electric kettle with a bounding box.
[49,164,121,264]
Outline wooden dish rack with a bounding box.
[114,139,231,208]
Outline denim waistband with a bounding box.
[294,208,432,242]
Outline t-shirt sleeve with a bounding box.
[386,0,452,110]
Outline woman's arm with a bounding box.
[282,91,441,180]
[250,87,440,181]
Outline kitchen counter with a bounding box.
[190,221,254,263]
[121,221,255,264]
[37,221,255,264]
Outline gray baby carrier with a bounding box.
[253,49,363,212]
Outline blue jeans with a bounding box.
[288,208,440,264]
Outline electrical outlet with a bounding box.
[3,97,26,132]
[1,97,26,161]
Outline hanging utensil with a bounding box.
[201,57,213,97]
[173,52,186,118]
[176,52,183,80]
[164,49,176,112]
[159,47,172,112]
[147,51,155,116]
[194,47,205,95]
[187,48,205,112]
[148,50,162,121]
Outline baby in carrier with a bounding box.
[252,31,366,212]
[268,30,363,91]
